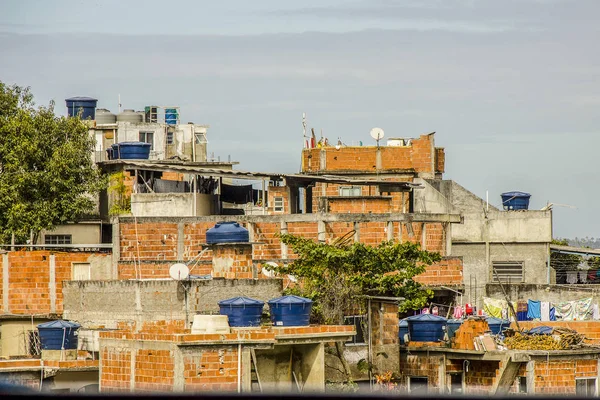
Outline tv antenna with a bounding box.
[169,263,190,280]
[370,127,385,148]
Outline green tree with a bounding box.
[0,82,105,244]
[271,234,442,325]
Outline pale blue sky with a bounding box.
[1,0,599,239]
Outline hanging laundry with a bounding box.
[527,300,541,320]
[453,305,463,319]
[594,304,600,320]
[483,297,504,318]
[555,297,593,321]
[566,271,578,284]
[550,307,556,321]
[541,301,550,322]
[431,306,439,316]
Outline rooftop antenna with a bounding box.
[370,127,385,148]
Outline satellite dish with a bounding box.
[288,274,298,283]
[262,262,278,278]
[370,127,385,141]
[169,263,190,280]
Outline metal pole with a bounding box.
[262,179,266,215]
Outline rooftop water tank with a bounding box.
[218,296,264,327]
[447,319,463,340]
[501,191,531,210]
[165,108,179,125]
[117,109,143,123]
[65,97,97,120]
[268,295,312,327]
[486,317,510,335]
[111,142,151,160]
[406,314,447,342]
[37,320,80,350]
[95,108,117,124]
[399,319,409,345]
[191,315,230,334]
[206,222,249,244]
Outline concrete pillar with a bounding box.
[318,221,326,242]
[439,353,447,394]
[398,222,403,244]
[376,148,382,170]
[177,222,185,260]
[173,348,184,392]
[301,343,325,393]
[49,254,56,314]
[247,222,256,242]
[319,149,326,170]
[353,222,360,242]
[526,360,535,394]
[386,221,393,241]
[129,349,136,392]
[280,221,288,259]
[111,219,120,279]
[421,223,427,250]
[445,222,452,256]
[135,283,142,329]
[2,254,8,312]
[241,347,252,392]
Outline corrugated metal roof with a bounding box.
[100,160,421,189]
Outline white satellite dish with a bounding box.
[169,263,190,280]
[370,127,385,141]
[262,262,278,278]
[288,274,298,283]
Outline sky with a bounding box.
[1,0,599,239]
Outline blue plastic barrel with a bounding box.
[111,142,151,160]
[486,317,510,335]
[65,97,97,120]
[206,222,249,244]
[37,320,80,350]
[447,319,463,340]
[268,295,312,326]
[406,314,447,342]
[501,191,531,210]
[218,297,264,327]
[399,319,409,345]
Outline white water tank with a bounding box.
[191,315,230,334]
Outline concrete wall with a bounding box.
[131,193,218,217]
[486,283,600,306]
[63,279,283,329]
[0,319,51,357]
[38,223,102,245]
[47,371,99,393]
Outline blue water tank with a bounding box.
[165,108,179,125]
[65,97,97,120]
[218,297,265,327]
[447,319,463,340]
[486,317,510,335]
[398,319,409,345]
[206,222,249,244]
[111,142,151,160]
[501,191,531,210]
[268,295,313,327]
[406,314,447,342]
[37,320,80,350]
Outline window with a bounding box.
[45,235,72,245]
[492,261,523,283]
[195,133,206,144]
[344,315,366,345]
[576,378,596,396]
[339,186,362,197]
[72,263,91,281]
[139,131,154,150]
[166,131,174,145]
[274,197,284,212]
[27,330,40,356]
[409,377,428,395]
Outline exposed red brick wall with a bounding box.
[327,197,392,213]
[267,186,288,213]
[464,360,499,395]
[1,251,110,315]
[301,134,435,175]
[183,222,214,261]
[414,257,462,286]
[101,348,132,392]
[534,360,598,395]
[135,349,175,392]
[120,222,178,261]
[450,319,489,350]
[435,148,445,173]
[512,321,600,344]
[371,302,399,345]
[401,353,443,389]
[184,348,239,392]
[212,244,253,279]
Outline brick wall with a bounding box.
[371,302,399,345]
[534,359,598,395]
[413,257,462,286]
[0,251,111,315]
[435,148,445,173]
[451,319,490,350]
[401,353,443,390]
[135,349,175,392]
[512,321,600,344]
[183,348,239,391]
[301,134,437,175]
[267,186,288,214]
[326,197,392,214]
[101,348,132,392]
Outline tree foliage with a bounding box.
[0,82,105,243]
[270,234,442,325]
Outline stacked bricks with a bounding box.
[452,318,490,350]
[0,250,110,315]
[413,257,462,286]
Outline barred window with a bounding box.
[339,186,362,196]
[274,197,284,212]
[45,235,72,245]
